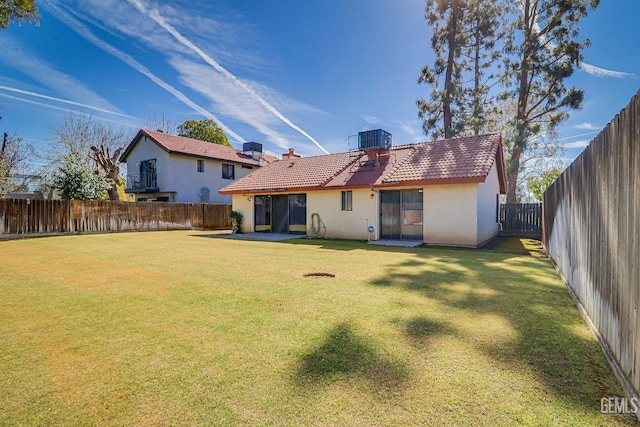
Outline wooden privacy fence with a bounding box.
[0,199,231,235]
[543,89,640,406]
[499,203,542,238]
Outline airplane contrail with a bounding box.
[126,0,330,154]
[0,85,136,119]
[0,93,143,129]
[42,1,246,144]
[0,92,83,115]
[523,2,635,80]
[580,63,635,79]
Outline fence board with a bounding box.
[0,200,231,236]
[543,89,640,405]
[499,203,542,238]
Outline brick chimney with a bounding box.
[282,148,301,160]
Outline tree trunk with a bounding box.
[443,1,460,139]
[91,145,122,201]
[473,28,481,136]
[507,0,532,203]
[108,187,119,201]
[107,173,120,201]
[506,145,522,203]
[1,132,7,161]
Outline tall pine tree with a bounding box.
[417,0,596,202]
[417,0,502,139]
[417,0,467,140]
[502,0,598,202]
[461,0,503,136]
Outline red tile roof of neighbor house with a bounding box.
[120,129,279,165]
[220,133,507,194]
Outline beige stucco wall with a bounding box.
[230,195,254,233]
[476,162,501,245]
[307,189,377,240]
[231,189,376,238]
[422,183,479,246]
[231,174,502,246]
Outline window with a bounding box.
[222,163,235,180]
[139,159,157,189]
[341,190,352,211]
[197,159,204,173]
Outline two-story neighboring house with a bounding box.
[120,129,273,203]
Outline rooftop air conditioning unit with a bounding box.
[243,142,263,160]
[358,129,392,150]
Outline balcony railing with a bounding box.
[125,173,159,193]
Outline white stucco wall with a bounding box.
[124,136,171,193]
[124,135,255,203]
[165,155,253,204]
[476,162,501,245]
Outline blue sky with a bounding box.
[0,0,638,167]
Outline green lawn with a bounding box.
[0,231,635,426]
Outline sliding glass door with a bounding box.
[254,194,306,234]
[380,190,423,240]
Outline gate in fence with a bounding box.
[499,203,542,238]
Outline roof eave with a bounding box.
[494,139,508,194]
[376,177,486,188]
[220,176,487,195]
[119,129,146,162]
[120,129,172,162]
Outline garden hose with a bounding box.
[310,212,326,238]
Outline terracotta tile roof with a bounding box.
[219,152,357,193]
[219,132,506,194]
[384,133,503,183]
[324,147,416,188]
[120,129,262,166]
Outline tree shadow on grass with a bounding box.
[369,250,631,417]
[480,237,546,257]
[293,322,410,394]
[403,316,455,346]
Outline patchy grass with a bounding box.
[0,231,635,425]
[481,236,546,257]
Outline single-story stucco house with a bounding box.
[120,129,276,203]
[219,131,507,247]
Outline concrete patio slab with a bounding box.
[367,240,423,248]
[219,232,305,242]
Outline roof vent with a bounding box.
[358,129,392,150]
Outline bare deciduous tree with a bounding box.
[1,117,35,197]
[90,144,123,201]
[46,114,129,201]
[145,114,176,135]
